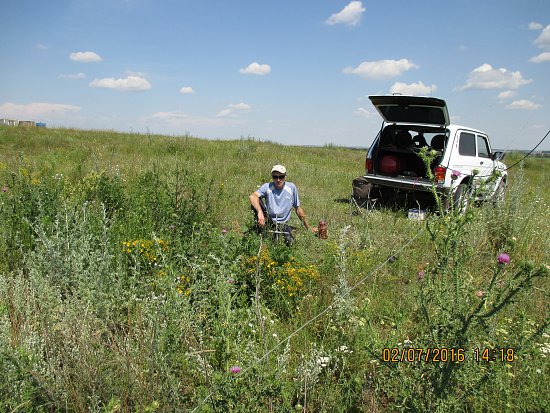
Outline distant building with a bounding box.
[1,119,47,128]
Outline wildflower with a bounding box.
[227,277,235,284]
[497,253,510,264]
[1,186,7,193]
[222,228,228,235]
[451,170,461,180]
[316,356,330,367]
[229,366,241,374]
[417,270,425,281]
[475,290,484,298]
[336,345,352,354]
[539,342,550,357]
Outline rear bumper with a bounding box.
[362,174,446,193]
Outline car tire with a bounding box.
[492,179,506,206]
[452,183,470,213]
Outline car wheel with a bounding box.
[452,183,470,213]
[492,179,506,206]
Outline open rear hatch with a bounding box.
[369,95,450,126]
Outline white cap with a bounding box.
[271,164,286,174]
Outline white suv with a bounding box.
[353,95,507,209]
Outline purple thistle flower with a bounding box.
[222,228,228,235]
[417,270,425,281]
[229,366,241,374]
[1,186,7,193]
[451,170,461,180]
[497,253,510,264]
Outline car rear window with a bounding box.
[377,105,447,125]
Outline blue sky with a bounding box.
[1,0,549,150]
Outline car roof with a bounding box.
[369,95,450,127]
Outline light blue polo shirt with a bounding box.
[256,182,300,223]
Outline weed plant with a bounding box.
[0,126,548,412]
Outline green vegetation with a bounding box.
[0,125,548,412]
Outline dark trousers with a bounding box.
[251,201,295,246]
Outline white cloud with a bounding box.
[216,102,252,117]
[530,51,550,63]
[150,111,190,121]
[231,102,251,110]
[534,24,550,48]
[458,63,532,90]
[389,81,436,95]
[70,51,102,62]
[36,43,47,50]
[353,107,373,118]
[529,22,543,30]
[497,90,515,100]
[506,99,541,110]
[89,75,151,91]
[147,110,232,128]
[239,62,271,75]
[0,102,81,119]
[343,58,418,79]
[59,72,86,79]
[326,1,365,26]
[179,86,195,94]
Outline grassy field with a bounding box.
[0,125,548,412]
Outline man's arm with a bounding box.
[249,191,266,227]
[295,206,313,232]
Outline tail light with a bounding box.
[365,157,373,174]
[434,166,446,184]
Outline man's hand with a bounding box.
[257,210,266,227]
[250,192,266,227]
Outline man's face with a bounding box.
[271,173,286,189]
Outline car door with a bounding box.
[475,134,494,181]
[451,131,493,194]
[475,134,500,198]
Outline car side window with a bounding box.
[458,132,476,156]
[477,135,490,158]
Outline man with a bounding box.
[249,164,313,245]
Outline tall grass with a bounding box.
[0,125,548,412]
